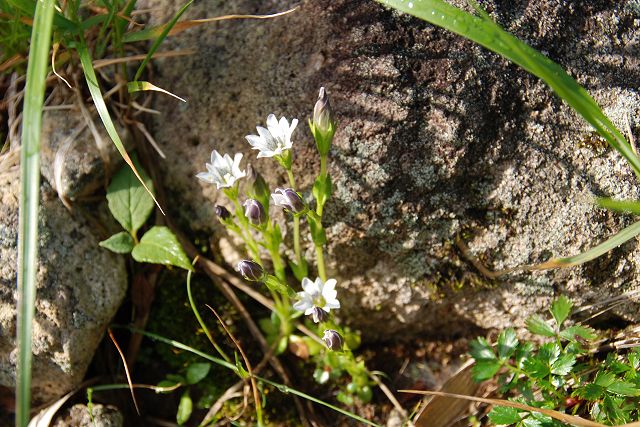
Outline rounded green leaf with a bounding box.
[106,157,155,235]
[131,226,193,271]
[99,232,134,254]
[186,363,211,385]
[176,390,192,425]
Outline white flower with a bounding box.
[293,277,340,318]
[245,114,298,158]
[196,150,246,189]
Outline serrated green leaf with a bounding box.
[606,380,640,397]
[487,406,521,425]
[470,337,497,361]
[99,232,134,254]
[472,360,501,381]
[131,226,193,271]
[550,296,572,327]
[176,390,192,425]
[186,362,210,385]
[595,371,616,387]
[497,328,519,360]
[575,383,604,400]
[106,157,155,235]
[550,353,575,376]
[526,315,556,337]
[522,357,551,379]
[559,325,597,341]
[538,343,561,365]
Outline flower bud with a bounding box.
[272,188,306,214]
[243,199,266,226]
[245,164,270,208]
[313,87,333,132]
[215,205,231,221]
[237,260,265,281]
[322,329,343,351]
[310,87,335,156]
[310,307,329,324]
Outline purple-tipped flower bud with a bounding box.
[272,188,306,214]
[313,87,333,132]
[310,307,329,324]
[310,87,336,157]
[243,199,266,226]
[237,260,265,281]
[215,205,231,221]
[322,329,343,351]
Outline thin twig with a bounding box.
[107,329,140,415]
[205,305,263,426]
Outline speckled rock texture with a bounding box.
[140,0,640,339]
[40,110,130,201]
[0,165,127,402]
[52,404,124,427]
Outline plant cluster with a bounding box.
[470,296,640,426]
[196,87,374,405]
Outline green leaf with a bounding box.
[133,0,193,81]
[106,157,155,235]
[176,390,192,425]
[525,315,556,337]
[16,0,56,424]
[538,343,561,365]
[595,371,616,387]
[606,380,640,397]
[522,357,551,379]
[472,360,501,381]
[156,379,180,393]
[312,174,332,210]
[77,41,162,213]
[575,383,604,400]
[497,328,518,360]
[487,406,521,425]
[185,363,210,385]
[597,198,640,216]
[469,337,496,361]
[99,232,134,254]
[550,296,572,328]
[550,353,575,376]
[559,325,597,341]
[131,226,193,271]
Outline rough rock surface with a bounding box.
[53,404,123,427]
[141,0,640,339]
[0,165,128,402]
[40,110,130,201]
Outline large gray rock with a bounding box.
[40,110,130,201]
[0,164,127,402]
[142,0,640,339]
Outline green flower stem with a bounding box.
[286,167,305,273]
[186,269,230,363]
[263,222,286,282]
[317,155,328,216]
[230,196,260,262]
[315,244,327,282]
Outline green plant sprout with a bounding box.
[196,88,374,407]
[100,155,192,271]
[470,296,640,426]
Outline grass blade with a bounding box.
[596,198,640,216]
[76,41,164,214]
[376,0,640,179]
[127,81,186,102]
[119,326,382,427]
[534,220,640,269]
[16,0,55,425]
[132,0,193,82]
